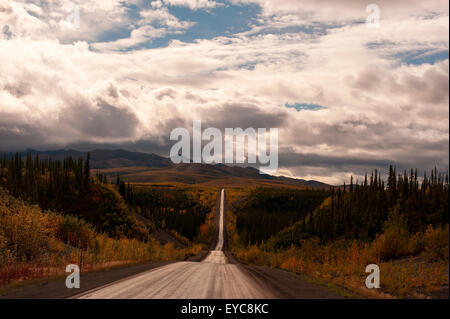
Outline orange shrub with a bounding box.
[423,224,449,262]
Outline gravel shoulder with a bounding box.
[0,261,173,299]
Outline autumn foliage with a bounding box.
[226,168,449,298]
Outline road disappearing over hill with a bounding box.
[75,189,342,299]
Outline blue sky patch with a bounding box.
[367,41,449,66]
[395,49,449,65]
[94,0,262,49]
[285,103,326,111]
[169,1,261,37]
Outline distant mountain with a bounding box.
[89,149,173,169]
[21,149,173,169]
[22,148,85,160]
[16,149,330,188]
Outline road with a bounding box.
[75,189,342,299]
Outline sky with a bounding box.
[0,0,449,184]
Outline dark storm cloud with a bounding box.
[201,103,288,130]
[65,116,189,156]
[350,62,449,106]
[278,151,393,168]
[0,97,141,151]
[284,118,396,149]
[59,100,139,139]
[66,139,172,156]
[0,123,47,151]
[279,147,447,168]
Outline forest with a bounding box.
[0,153,215,243]
[228,166,449,297]
[0,153,213,286]
[266,167,449,251]
[118,181,216,243]
[236,188,328,245]
[0,152,148,240]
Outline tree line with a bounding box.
[1,152,90,206]
[266,166,449,250]
[236,188,329,245]
[115,180,210,242]
[311,167,448,241]
[0,153,149,240]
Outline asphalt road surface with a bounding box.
[75,189,342,299]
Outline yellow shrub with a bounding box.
[370,210,409,261]
[408,232,425,255]
[423,224,449,262]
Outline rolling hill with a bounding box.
[16,149,330,188]
[21,149,173,169]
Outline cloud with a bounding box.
[89,6,197,51]
[90,26,167,51]
[139,7,194,29]
[0,0,448,184]
[0,0,131,42]
[91,6,196,51]
[231,0,448,21]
